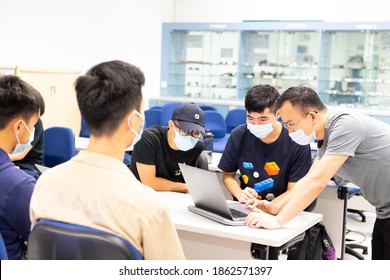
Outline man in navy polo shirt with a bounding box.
[0,75,44,259]
[218,84,313,259]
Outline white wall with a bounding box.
[0,0,175,105]
[173,0,389,22]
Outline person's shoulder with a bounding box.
[0,164,35,193]
[229,124,247,139]
[327,110,364,131]
[328,110,358,124]
[125,179,170,214]
[0,152,31,181]
[143,126,167,139]
[231,123,247,134]
[35,157,80,185]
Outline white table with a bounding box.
[207,152,349,259]
[157,191,322,260]
[75,137,90,150]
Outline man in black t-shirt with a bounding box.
[130,103,205,193]
[219,85,312,204]
[218,85,313,259]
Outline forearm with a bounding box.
[8,153,22,161]
[270,190,290,212]
[272,160,321,215]
[276,176,325,226]
[8,145,32,161]
[141,176,188,193]
[223,174,241,199]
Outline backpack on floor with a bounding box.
[287,223,336,260]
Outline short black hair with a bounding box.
[245,84,280,114]
[0,75,44,130]
[275,86,326,114]
[75,60,145,137]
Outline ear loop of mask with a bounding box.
[15,120,33,144]
[128,110,144,136]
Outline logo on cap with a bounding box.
[195,114,199,120]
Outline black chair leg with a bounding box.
[347,209,366,222]
[345,245,365,260]
[348,243,368,255]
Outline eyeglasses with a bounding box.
[174,123,203,139]
[280,111,316,131]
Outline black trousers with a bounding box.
[371,217,390,260]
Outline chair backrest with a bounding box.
[44,127,75,167]
[145,108,162,128]
[199,105,217,111]
[160,102,182,126]
[204,111,226,139]
[79,117,90,138]
[0,232,8,260]
[27,220,143,260]
[149,106,162,110]
[225,108,246,133]
[195,152,209,171]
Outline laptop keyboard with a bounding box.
[229,208,247,218]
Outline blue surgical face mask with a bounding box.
[173,127,199,151]
[12,121,34,154]
[128,111,144,148]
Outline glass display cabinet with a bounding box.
[166,29,240,100]
[318,28,390,110]
[160,22,390,110]
[240,30,319,97]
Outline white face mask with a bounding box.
[12,121,34,154]
[289,129,316,145]
[132,124,144,146]
[247,121,274,139]
[173,127,199,151]
[128,111,144,147]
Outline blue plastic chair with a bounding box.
[145,108,162,128]
[0,232,8,260]
[225,108,246,133]
[149,106,162,110]
[44,127,75,167]
[199,105,217,111]
[204,111,228,153]
[79,117,90,138]
[160,102,182,126]
[123,153,132,166]
[27,220,143,260]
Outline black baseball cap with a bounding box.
[172,103,205,133]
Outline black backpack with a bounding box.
[287,223,336,260]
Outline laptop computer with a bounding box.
[178,163,252,226]
[35,164,50,173]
